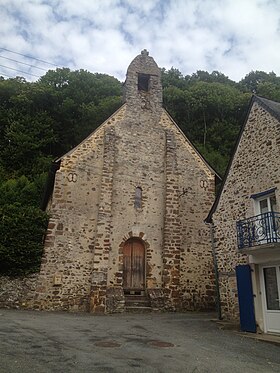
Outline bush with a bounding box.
[0,204,48,276]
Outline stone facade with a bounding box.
[209,96,280,331]
[0,274,38,309]
[32,50,216,313]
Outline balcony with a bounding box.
[237,212,280,250]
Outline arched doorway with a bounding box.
[123,238,145,292]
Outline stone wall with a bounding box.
[164,114,216,311]
[212,101,280,320]
[32,51,216,313]
[34,107,126,312]
[159,113,216,310]
[0,274,38,309]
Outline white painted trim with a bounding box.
[260,265,268,333]
[260,263,280,334]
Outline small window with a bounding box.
[135,187,142,209]
[138,73,150,92]
[255,193,276,215]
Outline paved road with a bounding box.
[0,309,279,373]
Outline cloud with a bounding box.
[0,0,280,82]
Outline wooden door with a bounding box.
[123,238,145,290]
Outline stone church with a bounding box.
[35,50,217,313]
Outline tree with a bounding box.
[38,68,122,155]
[161,67,186,89]
[163,76,251,174]
[257,81,280,101]
[188,70,237,86]
[239,71,280,93]
[0,204,48,276]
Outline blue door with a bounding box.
[236,265,256,333]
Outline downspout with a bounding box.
[207,220,222,320]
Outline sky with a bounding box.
[1,0,280,82]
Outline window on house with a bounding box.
[135,187,142,209]
[138,73,150,92]
[255,193,276,215]
[251,188,277,214]
[252,190,277,243]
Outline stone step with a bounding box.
[124,295,151,308]
[125,300,151,307]
[124,290,146,296]
[125,306,152,313]
[124,294,146,300]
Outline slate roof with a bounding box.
[205,95,280,223]
[254,95,280,122]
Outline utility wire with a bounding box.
[0,64,41,78]
[0,47,58,67]
[0,72,14,79]
[0,55,48,72]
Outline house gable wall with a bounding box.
[212,101,280,320]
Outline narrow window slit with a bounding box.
[135,187,142,209]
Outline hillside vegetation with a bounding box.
[1,67,280,275]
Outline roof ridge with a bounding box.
[205,94,280,223]
[253,95,280,122]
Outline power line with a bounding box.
[0,64,41,78]
[0,47,58,67]
[0,72,15,79]
[0,55,48,72]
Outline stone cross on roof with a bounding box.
[141,49,149,56]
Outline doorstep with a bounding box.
[238,332,280,346]
[214,319,280,346]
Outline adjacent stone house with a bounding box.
[206,95,280,334]
[34,50,217,313]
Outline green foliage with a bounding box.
[257,82,280,101]
[37,68,122,155]
[1,111,54,177]
[0,69,123,173]
[188,70,238,86]
[0,204,48,276]
[195,143,229,176]
[162,68,252,174]
[239,71,280,93]
[161,67,186,88]
[0,175,47,206]
[0,69,122,277]
[0,175,48,276]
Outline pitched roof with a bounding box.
[205,94,280,223]
[254,95,280,122]
[41,104,221,211]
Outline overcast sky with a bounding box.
[1,0,280,82]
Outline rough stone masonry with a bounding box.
[29,50,217,313]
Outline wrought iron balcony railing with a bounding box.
[237,212,280,249]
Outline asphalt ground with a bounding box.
[0,309,279,373]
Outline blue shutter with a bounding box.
[236,265,257,333]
